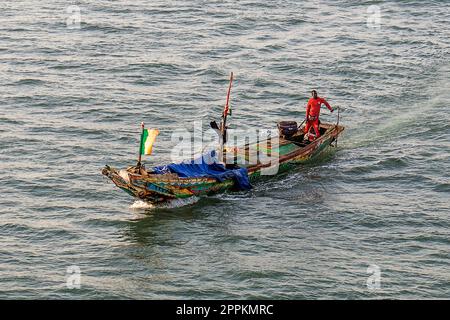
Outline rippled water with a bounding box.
[1,1,449,299]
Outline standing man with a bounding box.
[304,90,334,140]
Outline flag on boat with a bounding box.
[140,129,159,155]
[223,102,232,117]
[224,100,232,116]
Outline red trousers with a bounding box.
[304,118,320,138]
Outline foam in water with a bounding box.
[129,197,200,210]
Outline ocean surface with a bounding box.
[0,1,449,299]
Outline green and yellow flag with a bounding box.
[140,129,159,155]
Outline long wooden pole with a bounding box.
[137,122,144,167]
[221,72,233,162]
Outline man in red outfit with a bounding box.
[304,90,334,140]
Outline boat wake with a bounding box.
[129,197,200,210]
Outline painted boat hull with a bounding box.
[102,122,344,204]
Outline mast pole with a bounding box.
[221,72,234,162]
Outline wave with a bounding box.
[129,197,200,210]
[12,79,46,86]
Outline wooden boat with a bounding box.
[101,74,345,204]
[102,122,344,204]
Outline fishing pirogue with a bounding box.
[102,73,345,204]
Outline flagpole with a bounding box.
[137,122,144,168]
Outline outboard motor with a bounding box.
[277,121,298,138]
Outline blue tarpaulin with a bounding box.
[152,150,252,190]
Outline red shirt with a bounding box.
[306,97,333,117]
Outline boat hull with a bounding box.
[102,122,344,204]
